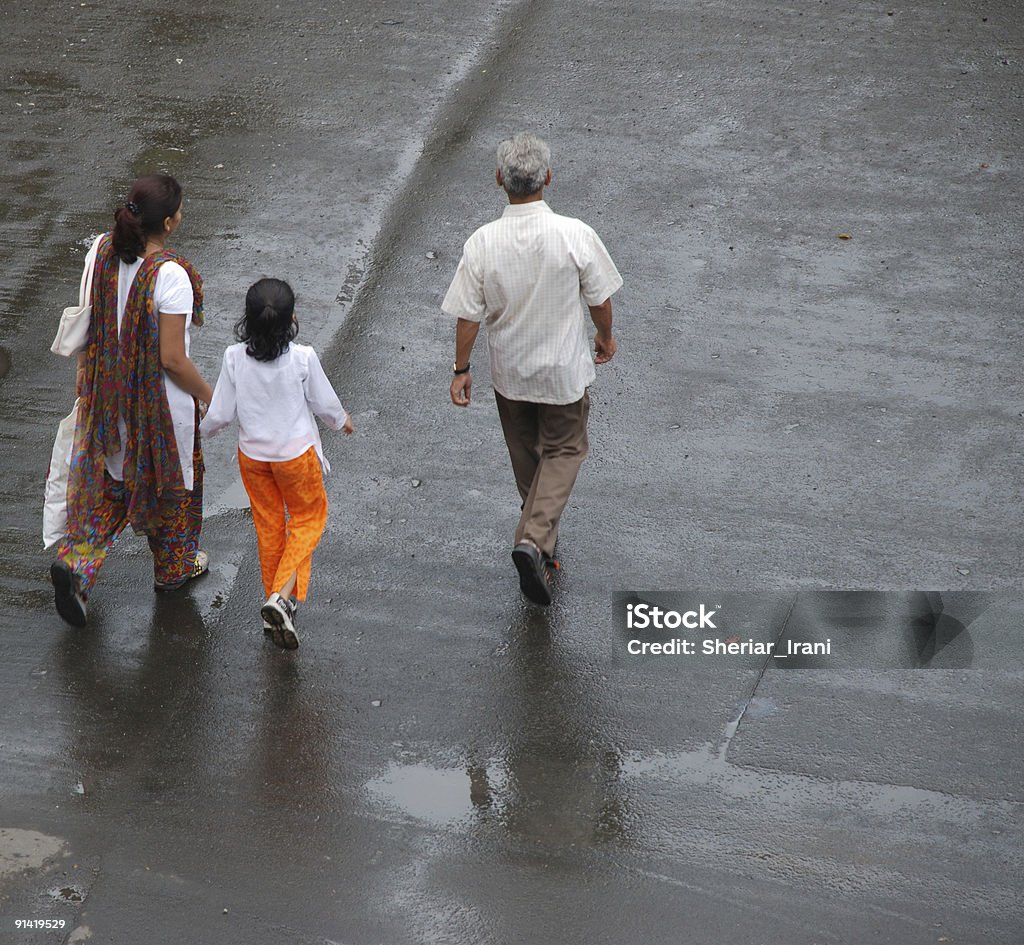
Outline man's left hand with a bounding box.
[450,371,472,406]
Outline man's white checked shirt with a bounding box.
[442,200,623,405]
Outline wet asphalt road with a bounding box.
[2,0,1023,943]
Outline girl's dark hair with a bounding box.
[235,278,298,362]
[111,173,183,263]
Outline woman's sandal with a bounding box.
[51,560,88,627]
[154,550,210,592]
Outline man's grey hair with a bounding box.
[496,133,551,198]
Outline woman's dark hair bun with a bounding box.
[111,173,183,264]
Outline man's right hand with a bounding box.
[450,371,472,406]
[594,332,617,364]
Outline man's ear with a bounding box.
[496,168,504,188]
[544,168,552,186]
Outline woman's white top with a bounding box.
[200,341,348,473]
[101,241,197,490]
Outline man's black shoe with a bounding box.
[512,542,552,606]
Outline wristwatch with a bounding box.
[453,361,471,375]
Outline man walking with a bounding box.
[443,132,623,605]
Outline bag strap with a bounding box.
[78,235,102,307]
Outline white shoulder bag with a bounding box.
[42,398,80,549]
[51,235,102,357]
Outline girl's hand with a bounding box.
[343,417,354,435]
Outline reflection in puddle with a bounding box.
[368,755,626,846]
[367,763,475,824]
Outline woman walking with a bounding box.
[51,173,213,626]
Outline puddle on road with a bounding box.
[50,884,86,903]
[0,828,66,881]
[367,763,474,824]
[208,477,251,513]
[366,757,626,846]
[743,696,778,720]
[132,144,188,178]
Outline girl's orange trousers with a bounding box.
[237,446,327,601]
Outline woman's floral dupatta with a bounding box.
[68,234,204,536]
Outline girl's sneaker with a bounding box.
[263,598,298,635]
[261,592,298,650]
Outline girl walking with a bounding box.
[201,278,352,649]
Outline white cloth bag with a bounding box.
[42,399,79,549]
[51,236,101,357]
